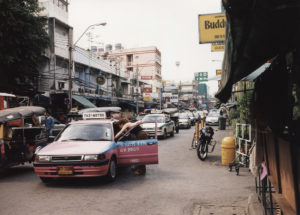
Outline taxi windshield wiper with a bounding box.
[61,138,89,141]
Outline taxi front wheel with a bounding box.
[106,157,117,182]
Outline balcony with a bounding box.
[127,61,133,67]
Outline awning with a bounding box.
[215,0,299,103]
[72,95,96,108]
[242,63,271,82]
[208,75,221,81]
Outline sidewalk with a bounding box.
[192,126,263,215]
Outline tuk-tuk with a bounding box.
[162,108,180,133]
[0,106,48,168]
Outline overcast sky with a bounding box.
[68,0,224,96]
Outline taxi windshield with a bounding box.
[57,123,112,141]
[142,115,164,123]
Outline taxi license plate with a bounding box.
[57,167,73,175]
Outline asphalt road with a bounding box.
[0,126,254,215]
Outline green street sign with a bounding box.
[194,72,208,82]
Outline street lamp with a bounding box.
[68,22,106,110]
[74,22,107,46]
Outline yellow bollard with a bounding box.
[221,137,235,166]
[200,119,205,128]
[195,122,199,140]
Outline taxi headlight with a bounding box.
[37,155,51,162]
[84,154,105,161]
[84,155,98,161]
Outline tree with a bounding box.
[0,0,49,97]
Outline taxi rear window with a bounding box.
[57,123,112,141]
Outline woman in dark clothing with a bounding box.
[115,118,148,140]
[115,118,148,175]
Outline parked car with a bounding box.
[141,114,175,139]
[135,114,147,121]
[178,112,191,129]
[205,112,220,126]
[34,112,158,183]
[162,108,180,134]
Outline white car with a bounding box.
[178,113,191,129]
[141,114,175,139]
[205,112,220,126]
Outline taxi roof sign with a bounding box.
[83,112,106,120]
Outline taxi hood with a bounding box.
[38,140,113,156]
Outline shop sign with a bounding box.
[211,43,225,52]
[198,13,226,44]
[143,93,152,102]
[162,93,172,97]
[170,95,179,103]
[141,76,152,80]
[144,88,152,93]
[143,97,152,101]
[96,76,106,85]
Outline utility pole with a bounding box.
[136,63,139,114]
[68,27,73,110]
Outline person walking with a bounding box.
[45,111,54,136]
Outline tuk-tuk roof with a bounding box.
[162,108,178,114]
[0,106,45,123]
[0,93,16,97]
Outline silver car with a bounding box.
[141,114,175,139]
[205,112,220,126]
[178,113,191,129]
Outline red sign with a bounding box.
[144,88,152,93]
[141,76,152,80]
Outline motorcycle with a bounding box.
[196,126,216,161]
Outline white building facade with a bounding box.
[97,46,162,102]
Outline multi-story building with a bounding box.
[38,0,73,113]
[96,46,162,102]
[73,46,134,108]
[37,0,138,113]
[179,81,198,101]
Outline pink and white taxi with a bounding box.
[33,112,158,183]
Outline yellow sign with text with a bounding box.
[211,43,225,52]
[198,13,226,44]
[143,97,152,102]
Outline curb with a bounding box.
[247,193,264,215]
